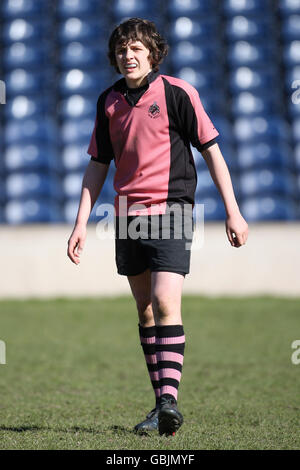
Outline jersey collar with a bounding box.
[113,69,160,93]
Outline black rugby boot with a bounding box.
[134,407,159,434]
[158,396,183,436]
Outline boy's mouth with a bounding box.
[124,64,137,70]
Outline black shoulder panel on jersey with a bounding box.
[94,86,115,164]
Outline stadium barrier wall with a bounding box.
[0,223,299,298]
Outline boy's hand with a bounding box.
[225,213,248,248]
[67,224,87,265]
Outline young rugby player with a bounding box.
[67,18,248,436]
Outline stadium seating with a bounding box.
[59,69,112,96]
[1,0,50,19]
[278,0,300,16]
[168,17,218,43]
[238,169,295,198]
[0,0,299,223]
[4,144,61,173]
[3,42,51,69]
[233,116,292,143]
[58,17,107,43]
[236,142,294,171]
[229,66,280,94]
[241,196,297,221]
[57,0,101,18]
[281,14,300,41]
[227,42,277,67]
[4,68,55,96]
[231,91,283,116]
[167,0,217,18]
[2,18,50,44]
[5,199,63,224]
[223,0,272,17]
[225,16,275,41]
[194,196,226,221]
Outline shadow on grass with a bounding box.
[109,425,136,435]
[0,424,137,436]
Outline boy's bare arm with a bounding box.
[67,160,110,264]
[201,143,248,247]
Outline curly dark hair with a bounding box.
[108,18,169,74]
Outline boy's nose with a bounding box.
[125,48,134,59]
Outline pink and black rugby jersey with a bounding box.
[87,70,219,215]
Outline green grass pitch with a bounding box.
[0,296,299,450]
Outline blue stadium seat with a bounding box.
[59,69,112,96]
[227,41,276,67]
[111,0,161,23]
[64,192,115,224]
[1,0,49,18]
[211,116,234,144]
[168,17,218,42]
[219,143,240,172]
[4,118,58,145]
[241,196,297,221]
[229,66,280,93]
[59,95,97,119]
[231,91,284,116]
[64,170,114,200]
[167,0,216,18]
[292,116,300,141]
[285,65,300,91]
[5,173,63,200]
[4,95,51,120]
[194,141,239,173]
[59,41,106,69]
[60,118,95,145]
[2,18,50,44]
[57,0,100,18]
[239,169,295,197]
[3,42,50,69]
[296,172,300,197]
[288,93,300,117]
[278,0,300,16]
[295,142,300,170]
[4,69,54,96]
[281,14,300,41]
[62,143,91,171]
[233,116,292,143]
[223,0,272,17]
[63,172,84,199]
[0,179,6,204]
[225,16,275,41]
[197,90,226,117]
[283,40,300,66]
[5,199,63,224]
[4,144,61,173]
[194,196,226,221]
[170,41,219,68]
[196,170,220,198]
[176,67,220,91]
[0,206,5,224]
[236,142,294,171]
[58,17,107,43]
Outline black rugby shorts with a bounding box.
[114,212,193,277]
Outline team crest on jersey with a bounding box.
[148,101,160,118]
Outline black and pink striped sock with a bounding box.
[156,324,185,403]
[138,324,161,406]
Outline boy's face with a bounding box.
[115,40,152,88]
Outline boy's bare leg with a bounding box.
[150,271,184,326]
[127,269,154,327]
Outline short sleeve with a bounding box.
[171,81,219,152]
[87,89,114,164]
